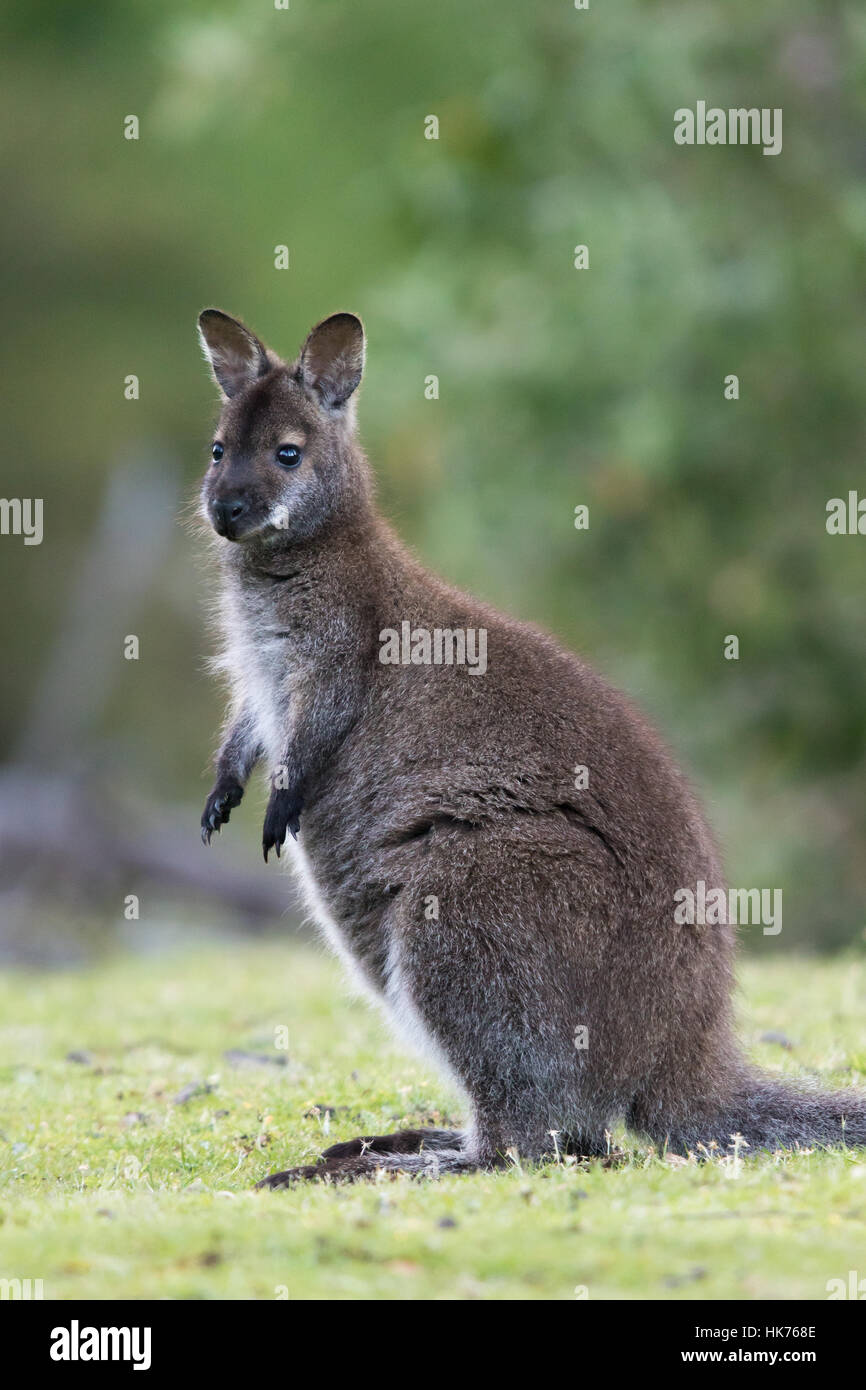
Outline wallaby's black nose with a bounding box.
[212,497,248,538]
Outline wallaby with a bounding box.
[197,307,866,1187]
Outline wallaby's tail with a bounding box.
[635,1070,866,1154]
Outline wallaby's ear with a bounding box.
[198,309,270,399]
[299,313,365,411]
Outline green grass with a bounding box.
[1,941,866,1300]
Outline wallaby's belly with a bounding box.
[283,834,384,998]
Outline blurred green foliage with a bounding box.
[1,0,864,948]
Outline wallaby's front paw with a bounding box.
[201,778,244,844]
[262,788,303,861]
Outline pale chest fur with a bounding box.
[217,581,302,770]
[220,581,384,999]
[217,571,396,1003]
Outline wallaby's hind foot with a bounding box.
[256,1142,479,1188]
[254,1127,624,1188]
[320,1127,463,1160]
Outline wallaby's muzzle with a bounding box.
[210,494,249,541]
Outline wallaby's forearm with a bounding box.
[217,706,263,785]
[201,705,263,843]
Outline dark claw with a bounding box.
[201,778,244,845]
[262,788,303,862]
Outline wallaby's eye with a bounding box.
[211,442,224,463]
[276,444,302,468]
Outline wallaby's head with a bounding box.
[198,309,368,546]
